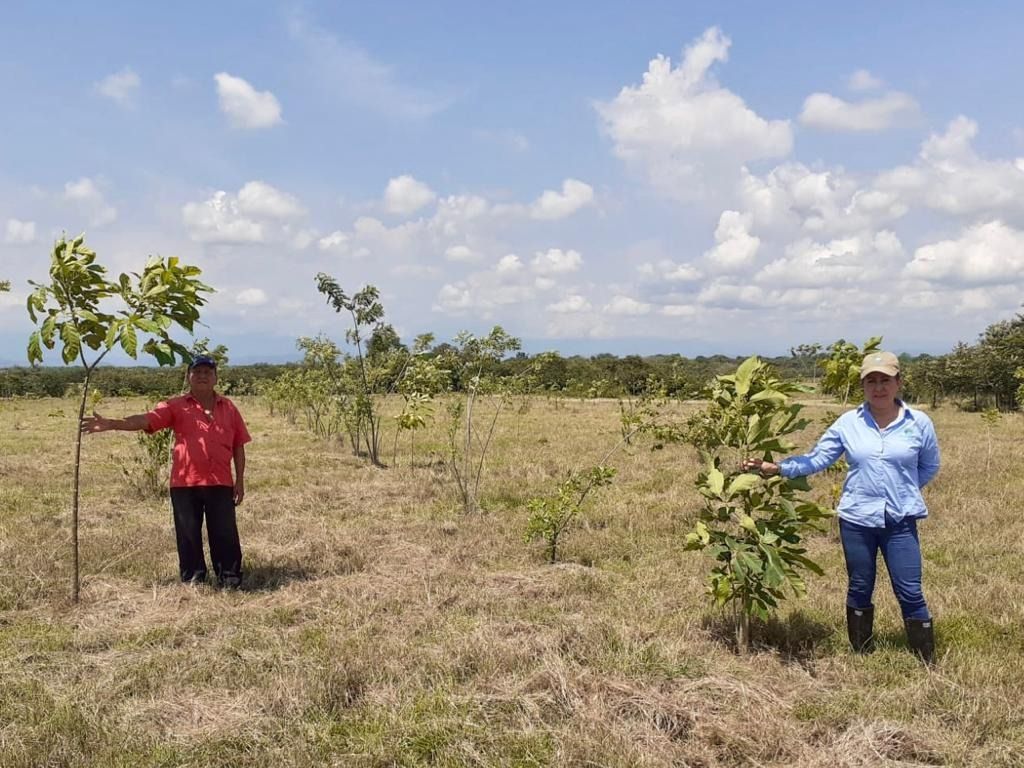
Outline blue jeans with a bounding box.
[839,514,930,620]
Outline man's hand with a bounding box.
[233,480,245,506]
[80,410,115,435]
[741,458,781,477]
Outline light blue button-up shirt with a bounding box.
[779,401,941,528]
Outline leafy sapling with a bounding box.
[683,356,833,652]
[525,466,616,564]
[26,235,212,602]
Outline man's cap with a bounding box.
[188,354,218,370]
[860,350,899,379]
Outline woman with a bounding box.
[743,351,940,663]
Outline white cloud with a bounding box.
[496,254,524,274]
[183,191,263,243]
[848,69,883,91]
[531,248,583,275]
[876,117,1024,223]
[4,219,36,244]
[214,72,283,129]
[182,181,305,244]
[95,68,141,106]
[660,304,697,317]
[237,181,305,219]
[757,230,904,288]
[604,295,652,315]
[703,210,760,271]
[64,177,117,227]
[799,91,918,132]
[236,288,268,306]
[318,230,350,252]
[384,175,436,215]
[444,245,480,262]
[547,294,592,313]
[529,179,594,220]
[638,260,703,283]
[904,220,1024,286]
[596,27,792,200]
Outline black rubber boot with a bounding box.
[846,605,875,653]
[904,618,936,665]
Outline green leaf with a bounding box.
[707,467,725,497]
[739,515,757,533]
[27,331,42,365]
[750,389,785,404]
[734,356,759,397]
[120,323,138,358]
[60,323,81,364]
[133,317,161,334]
[726,473,761,497]
[104,321,121,349]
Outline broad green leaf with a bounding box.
[726,473,761,497]
[60,322,81,364]
[739,515,757,533]
[104,321,121,349]
[120,323,138,357]
[707,467,725,497]
[133,317,161,334]
[750,389,785,404]
[734,356,759,397]
[27,331,42,365]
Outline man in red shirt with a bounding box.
[81,355,251,588]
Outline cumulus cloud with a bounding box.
[95,68,141,106]
[496,254,524,274]
[848,69,883,91]
[596,27,792,200]
[237,181,305,219]
[800,91,918,132]
[182,181,304,244]
[547,294,592,313]
[904,220,1024,286]
[638,260,703,283]
[529,179,594,220]
[757,230,904,288]
[703,210,760,271]
[4,219,36,244]
[875,117,1024,223]
[444,245,480,262]
[384,175,436,215]
[530,248,583,275]
[236,288,268,305]
[214,72,283,129]
[64,177,117,227]
[604,295,652,315]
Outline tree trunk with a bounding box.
[736,601,751,653]
[71,371,91,603]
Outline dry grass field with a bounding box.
[1,394,1023,767]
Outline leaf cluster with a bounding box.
[525,466,616,563]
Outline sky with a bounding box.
[2,1,1024,365]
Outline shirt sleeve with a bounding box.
[145,400,175,433]
[916,414,941,487]
[778,422,847,478]
[231,402,252,448]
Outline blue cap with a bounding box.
[188,354,218,370]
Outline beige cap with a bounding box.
[860,350,900,379]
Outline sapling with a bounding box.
[26,235,211,602]
[981,407,1001,472]
[525,466,616,563]
[682,356,833,652]
[821,336,882,404]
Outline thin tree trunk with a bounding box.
[736,600,751,653]
[71,369,92,603]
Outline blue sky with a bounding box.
[3,2,1023,364]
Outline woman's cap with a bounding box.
[860,351,899,379]
[188,354,218,370]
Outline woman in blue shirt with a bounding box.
[743,351,940,663]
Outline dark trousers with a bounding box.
[169,486,242,586]
[839,513,929,620]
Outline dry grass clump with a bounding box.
[1,395,1023,766]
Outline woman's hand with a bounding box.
[742,458,780,477]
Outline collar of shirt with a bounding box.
[857,399,910,431]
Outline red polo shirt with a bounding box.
[145,394,252,488]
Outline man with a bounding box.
[81,355,251,588]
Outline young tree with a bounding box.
[820,336,882,404]
[683,357,833,652]
[26,235,212,602]
[0,279,10,292]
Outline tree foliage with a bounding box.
[26,234,212,602]
[683,356,833,652]
[819,336,882,404]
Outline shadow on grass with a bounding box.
[701,609,835,662]
[240,560,314,592]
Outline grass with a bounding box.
[1,393,1023,766]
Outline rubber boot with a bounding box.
[846,605,875,653]
[904,618,936,665]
